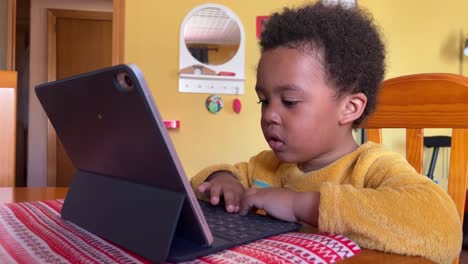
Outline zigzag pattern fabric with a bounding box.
[0,200,360,264]
[185,233,360,264]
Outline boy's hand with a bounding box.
[240,187,320,226]
[197,171,245,213]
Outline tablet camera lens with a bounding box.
[124,75,133,87]
[116,71,134,92]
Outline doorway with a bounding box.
[47,9,114,186]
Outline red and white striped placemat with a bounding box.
[181,232,361,264]
[0,200,360,264]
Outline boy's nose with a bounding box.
[262,106,281,125]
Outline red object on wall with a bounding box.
[217,71,236,76]
[256,16,270,38]
[163,120,180,129]
[233,98,242,114]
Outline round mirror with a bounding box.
[183,7,241,66]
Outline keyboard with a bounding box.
[168,201,302,261]
[199,200,302,243]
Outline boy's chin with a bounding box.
[272,151,298,164]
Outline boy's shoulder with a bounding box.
[356,141,411,169]
[359,141,404,159]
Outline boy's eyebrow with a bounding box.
[277,84,304,93]
[256,84,305,94]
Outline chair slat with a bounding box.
[448,128,468,223]
[406,128,424,174]
[366,128,382,144]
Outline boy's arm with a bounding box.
[190,150,280,191]
[190,162,251,212]
[190,151,274,194]
[319,154,462,264]
[190,162,250,191]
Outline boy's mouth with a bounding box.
[267,135,285,152]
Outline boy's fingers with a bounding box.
[244,187,258,197]
[240,195,255,216]
[198,182,211,193]
[234,192,241,213]
[223,191,236,213]
[239,203,252,215]
[209,184,222,205]
[240,188,264,215]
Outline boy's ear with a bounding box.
[338,93,367,126]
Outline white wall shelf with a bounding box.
[179,76,244,94]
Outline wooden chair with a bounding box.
[0,70,17,187]
[361,73,468,264]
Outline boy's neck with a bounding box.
[298,132,359,173]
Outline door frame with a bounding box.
[46,1,125,186]
[6,0,16,70]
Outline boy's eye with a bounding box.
[257,99,269,106]
[282,100,299,107]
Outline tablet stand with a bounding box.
[61,170,186,262]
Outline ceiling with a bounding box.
[184,7,240,45]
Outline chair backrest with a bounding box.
[0,70,17,187]
[361,73,468,224]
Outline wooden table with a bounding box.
[0,187,68,203]
[0,187,434,263]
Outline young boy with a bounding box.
[190,3,461,263]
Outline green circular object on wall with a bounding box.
[205,95,223,114]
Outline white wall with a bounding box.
[28,0,112,186]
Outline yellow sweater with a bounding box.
[190,142,462,264]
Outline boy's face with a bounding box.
[256,47,355,170]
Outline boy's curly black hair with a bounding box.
[260,2,386,126]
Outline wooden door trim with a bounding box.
[48,9,112,20]
[46,2,125,186]
[46,10,57,186]
[7,0,16,70]
[112,0,125,65]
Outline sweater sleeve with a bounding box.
[190,152,271,192]
[318,152,462,264]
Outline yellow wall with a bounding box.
[126,0,468,182]
[362,0,468,77]
[126,0,304,177]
